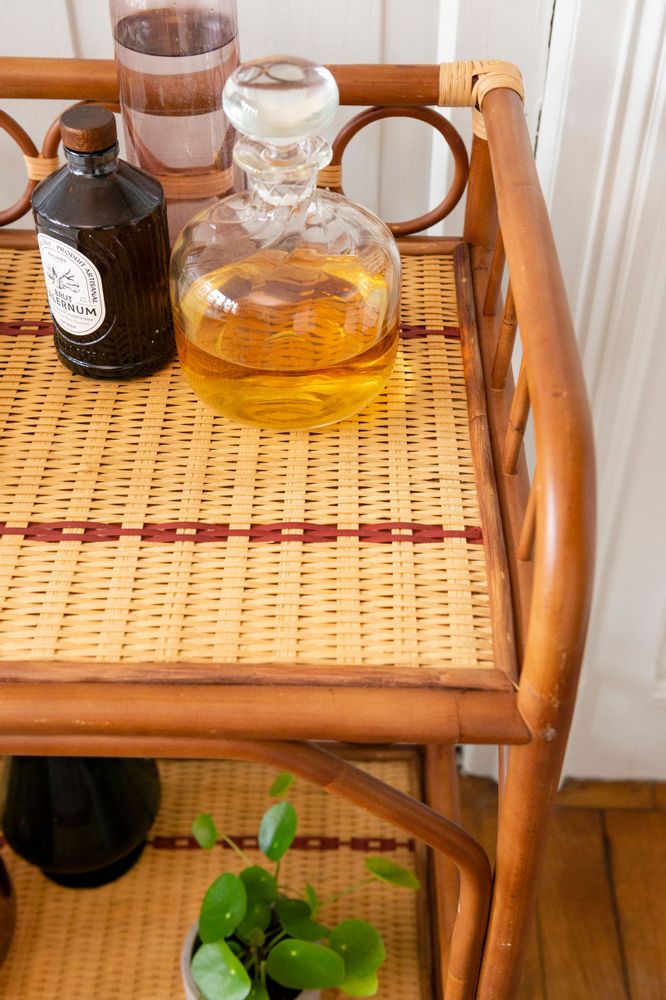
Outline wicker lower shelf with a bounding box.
[0,752,433,1000]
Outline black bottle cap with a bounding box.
[60,105,117,154]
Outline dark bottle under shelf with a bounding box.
[2,757,161,888]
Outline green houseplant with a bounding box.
[181,772,420,1000]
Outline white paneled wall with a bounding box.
[0,0,439,227]
[237,0,386,216]
[463,0,666,780]
[536,0,666,779]
[430,0,554,234]
[0,2,552,237]
[0,2,86,224]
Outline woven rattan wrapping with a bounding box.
[0,754,431,999]
[23,155,60,182]
[0,248,495,679]
[437,60,524,110]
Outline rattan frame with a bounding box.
[0,57,595,1000]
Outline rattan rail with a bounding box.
[0,58,595,1000]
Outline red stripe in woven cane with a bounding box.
[0,321,53,336]
[0,521,483,544]
[400,323,461,339]
[150,834,415,852]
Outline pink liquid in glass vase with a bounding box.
[110,0,240,242]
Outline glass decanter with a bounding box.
[170,56,401,430]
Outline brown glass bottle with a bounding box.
[32,105,174,379]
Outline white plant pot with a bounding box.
[181,923,320,1000]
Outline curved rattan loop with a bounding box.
[0,111,40,227]
[0,100,121,227]
[215,739,492,1000]
[320,105,469,237]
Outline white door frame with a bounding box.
[536,0,666,778]
[462,0,666,779]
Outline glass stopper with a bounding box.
[223,56,339,145]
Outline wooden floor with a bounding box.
[460,775,666,1000]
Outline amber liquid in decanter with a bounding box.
[175,247,398,428]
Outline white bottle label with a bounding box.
[37,234,106,336]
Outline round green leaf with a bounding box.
[329,919,386,977]
[199,873,247,943]
[266,940,346,990]
[340,969,379,997]
[191,940,252,1000]
[192,812,218,850]
[258,801,297,862]
[364,857,420,890]
[240,865,278,904]
[235,898,271,942]
[269,772,295,797]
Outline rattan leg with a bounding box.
[424,745,462,994]
[475,738,564,999]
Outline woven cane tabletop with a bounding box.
[0,245,507,688]
[0,753,433,1000]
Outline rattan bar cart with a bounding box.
[0,58,595,1000]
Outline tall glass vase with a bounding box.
[110,0,241,241]
[2,757,161,888]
